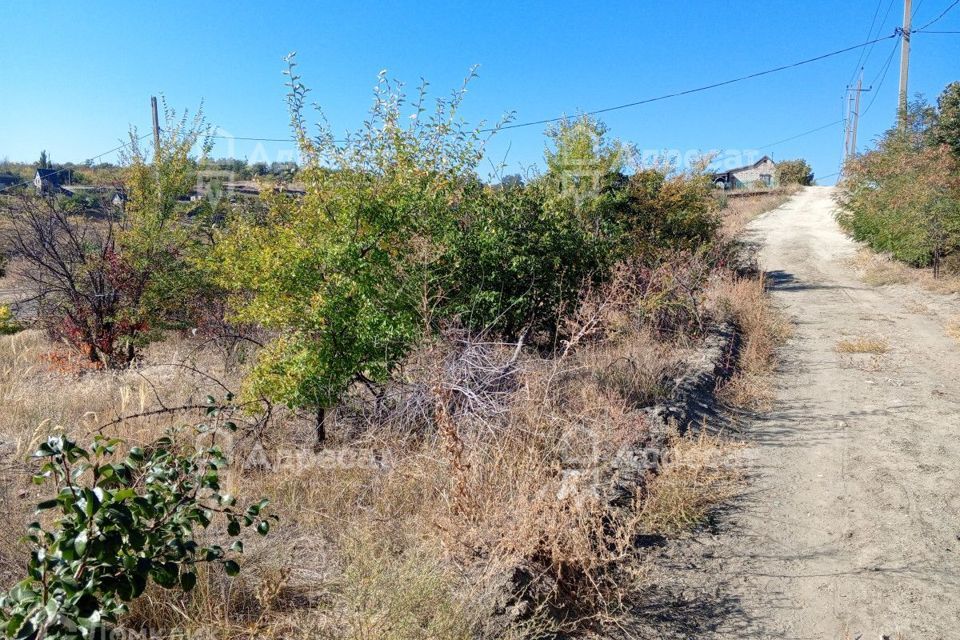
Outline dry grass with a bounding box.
[946,317,960,343]
[637,428,743,535]
[852,248,960,294]
[836,336,889,354]
[0,258,761,639]
[708,274,792,411]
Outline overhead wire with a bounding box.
[483,31,900,132]
[915,0,960,30]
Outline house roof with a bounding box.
[35,168,62,182]
[713,155,775,177]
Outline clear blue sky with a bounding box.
[1,1,957,184]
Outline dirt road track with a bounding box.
[641,187,960,639]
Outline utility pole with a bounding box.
[844,86,854,158]
[150,96,161,154]
[898,0,912,125]
[843,73,872,160]
[850,72,865,155]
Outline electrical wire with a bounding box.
[861,37,901,119]
[485,31,900,132]
[848,0,886,86]
[861,0,899,73]
[915,0,960,30]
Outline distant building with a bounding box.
[33,168,63,195]
[0,174,20,189]
[712,155,777,190]
[111,189,127,208]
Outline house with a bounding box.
[33,168,63,195]
[712,155,777,190]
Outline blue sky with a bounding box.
[1,1,957,184]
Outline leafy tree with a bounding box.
[839,98,960,276]
[120,101,222,336]
[0,416,273,640]
[37,150,51,170]
[775,159,814,186]
[935,81,960,161]
[211,58,497,440]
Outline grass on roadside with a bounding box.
[710,274,792,412]
[637,428,743,535]
[835,336,889,354]
[852,248,960,294]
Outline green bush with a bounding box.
[210,62,725,437]
[839,98,960,275]
[442,181,613,340]
[626,167,720,257]
[775,159,814,186]
[0,304,20,335]
[0,417,274,640]
[210,59,493,438]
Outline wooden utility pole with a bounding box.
[150,96,161,154]
[898,0,912,125]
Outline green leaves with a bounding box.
[0,422,274,640]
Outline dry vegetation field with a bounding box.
[0,208,788,638]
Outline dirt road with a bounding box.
[643,186,960,639]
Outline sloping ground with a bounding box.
[636,187,960,638]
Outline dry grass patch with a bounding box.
[0,260,757,638]
[852,248,960,293]
[946,317,960,342]
[638,429,743,535]
[836,336,889,354]
[708,274,792,411]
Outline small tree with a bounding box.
[3,103,218,367]
[3,195,148,366]
[775,159,814,186]
[211,57,499,441]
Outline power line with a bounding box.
[916,28,960,31]
[715,119,844,168]
[485,31,901,132]
[848,0,886,86]
[915,0,960,30]
[861,37,901,119]
[861,0,899,73]
[210,134,295,143]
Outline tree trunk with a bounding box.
[315,406,326,445]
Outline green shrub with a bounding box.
[0,418,274,640]
[442,181,612,340]
[775,159,814,186]
[0,305,19,335]
[839,98,960,275]
[626,167,720,257]
[210,59,494,438]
